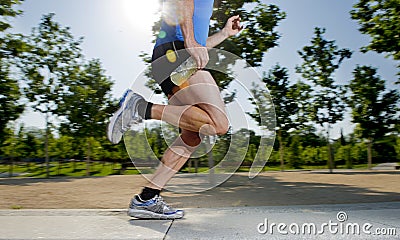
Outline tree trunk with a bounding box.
[188,159,192,173]
[346,146,352,169]
[86,139,91,176]
[367,138,373,170]
[9,157,14,178]
[9,138,15,177]
[57,159,61,176]
[26,161,31,171]
[205,136,215,185]
[194,159,199,173]
[45,114,50,178]
[326,124,333,173]
[278,129,285,172]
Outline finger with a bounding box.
[231,15,240,20]
[227,15,238,25]
[232,21,241,30]
[195,57,202,69]
[203,51,209,69]
[202,55,209,69]
[200,53,209,69]
[199,57,205,69]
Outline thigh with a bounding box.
[169,70,227,119]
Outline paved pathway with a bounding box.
[1,202,399,239]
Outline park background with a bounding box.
[0,0,399,179]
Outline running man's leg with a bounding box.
[147,129,201,190]
[151,70,229,136]
[128,71,228,219]
[144,70,229,189]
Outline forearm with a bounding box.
[179,0,197,47]
[206,29,229,48]
[178,0,209,69]
[206,15,242,48]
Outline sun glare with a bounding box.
[122,0,161,33]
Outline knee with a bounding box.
[214,120,229,136]
[199,119,229,136]
[212,109,229,136]
[202,117,229,136]
[203,111,229,136]
[181,132,201,147]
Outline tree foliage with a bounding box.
[211,0,286,67]
[59,58,115,175]
[21,13,82,117]
[351,0,400,80]
[0,0,26,144]
[348,65,399,140]
[347,65,399,168]
[297,27,352,128]
[60,59,114,138]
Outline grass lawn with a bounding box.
[0,161,141,178]
[0,161,386,178]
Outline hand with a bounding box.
[185,41,209,69]
[222,15,243,38]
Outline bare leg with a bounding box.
[146,70,228,190]
[151,71,229,136]
[147,130,201,190]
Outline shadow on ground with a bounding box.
[0,176,107,186]
[163,171,400,208]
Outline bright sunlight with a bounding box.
[121,0,161,33]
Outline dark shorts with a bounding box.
[151,41,191,96]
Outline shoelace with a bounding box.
[121,117,142,132]
[120,97,142,133]
[154,196,173,213]
[121,121,132,132]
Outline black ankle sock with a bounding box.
[137,187,161,201]
[137,100,153,120]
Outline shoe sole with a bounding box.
[128,209,184,220]
[107,90,134,144]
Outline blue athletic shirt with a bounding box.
[155,0,214,47]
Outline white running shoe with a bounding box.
[107,89,144,144]
[128,195,184,220]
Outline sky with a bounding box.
[10,0,399,138]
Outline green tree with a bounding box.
[347,65,400,168]
[351,0,400,80]
[1,125,20,176]
[296,27,352,173]
[0,0,26,145]
[18,126,44,176]
[20,13,82,177]
[60,59,115,176]
[256,64,311,170]
[287,135,303,168]
[395,137,400,160]
[48,135,75,175]
[146,126,168,159]
[211,0,286,68]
